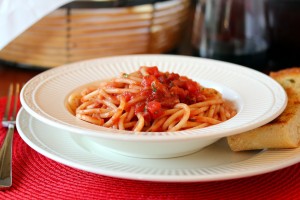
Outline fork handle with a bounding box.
[0,124,14,188]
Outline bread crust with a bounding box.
[227,67,300,151]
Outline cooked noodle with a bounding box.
[68,66,236,132]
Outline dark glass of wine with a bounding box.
[192,0,269,71]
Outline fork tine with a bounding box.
[11,83,20,122]
[2,84,13,122]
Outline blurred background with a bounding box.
[192,0,300,72]
[0,0,300,72]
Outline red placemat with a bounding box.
[0,97,300,200]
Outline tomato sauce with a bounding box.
[124,66,206,123]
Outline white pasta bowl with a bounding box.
[19,55,287,158]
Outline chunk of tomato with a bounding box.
[186,81,200,93]
[167,73,180,81]
[147,101,163,119]
[145,66,160,77]
[141,75,157,87]
[135,102,145,115]
[140,88,152,97]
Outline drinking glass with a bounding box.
[192,0,269,70]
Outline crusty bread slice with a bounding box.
[227,67,300,151]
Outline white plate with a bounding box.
[16,108,300,182]
[20,55,287,158]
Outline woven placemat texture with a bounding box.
[0,97,300,200]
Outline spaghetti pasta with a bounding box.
[68,66,236,132]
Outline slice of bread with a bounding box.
[227,67,300,151]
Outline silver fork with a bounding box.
[0,83,20,189]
